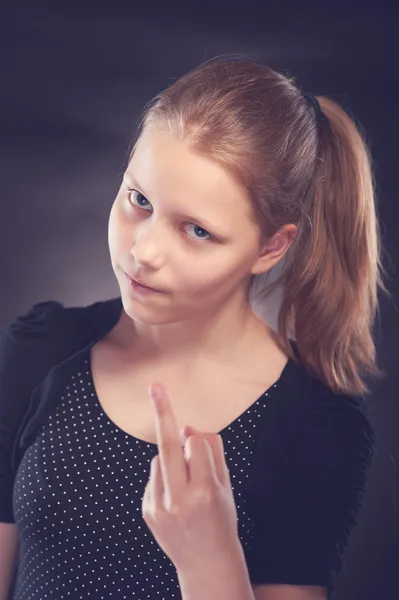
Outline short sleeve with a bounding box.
[0,301,64,523]
[246,380,375,597]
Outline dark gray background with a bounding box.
[1,2,398,599]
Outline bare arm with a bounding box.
[252,583,327,600]
[176,540,327,600]
[177,540,255,600]
[0,523,19,600]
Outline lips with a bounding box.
[124,271,162,292]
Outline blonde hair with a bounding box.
[127,54,392,397]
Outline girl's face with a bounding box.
[108,124,292,327]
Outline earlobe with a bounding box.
[249,254,279,277]
[250,240,284,276]
[249,224,297,276]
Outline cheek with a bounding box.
[180,257,244,297]
[108,201,129,252]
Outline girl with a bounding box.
[0,55,390,600]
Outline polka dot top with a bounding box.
[11,347,275,600]
[2,298,375,600]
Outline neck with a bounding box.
[113,298,272,370]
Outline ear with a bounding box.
[250,224,297,276]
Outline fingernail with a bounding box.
[150,384,163,405]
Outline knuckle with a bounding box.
[195,483,218,506]
[165,502,181,516]
[142,503,154,520]
[159,439,173,456]
[142,497,160,521]
[164,495,182,516]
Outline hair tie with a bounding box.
[304,93,325,125]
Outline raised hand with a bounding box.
[141,382,239,574]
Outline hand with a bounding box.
[141,382,240,574]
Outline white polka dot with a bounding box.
[12,347,281,598]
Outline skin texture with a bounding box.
[107,125,327,598]
[107,124,297,367]
[143,384,257,600]
[142,384,240,573]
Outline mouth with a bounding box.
[123,271,163,293]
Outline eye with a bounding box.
[128,190,152,211]
[127,189,213,243]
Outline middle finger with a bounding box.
[149,382,188,507]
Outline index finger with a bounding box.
[149,383,188,507]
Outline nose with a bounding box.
[130,218,168,267]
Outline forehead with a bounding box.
[127,127,257,227]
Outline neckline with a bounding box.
[84,344,297,448]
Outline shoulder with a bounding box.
[253,357,375,513]
[300,376,375,465]
[0,299,109,397]
[1,300,81,371]
[274,347,375,461]
[2,300,65,339]
[270,358,376,480]
[0,300,66,374]
[247,370,375,593]
[0,302,71,425]
[273,373,376,523]
[0,297,121,439]
[1,296,123,357]
[259,354,375,468]
[0,301,69,500]
[0,297,123,398]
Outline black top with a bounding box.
[0,298,375,599]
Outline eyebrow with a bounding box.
[123,173,229,240]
